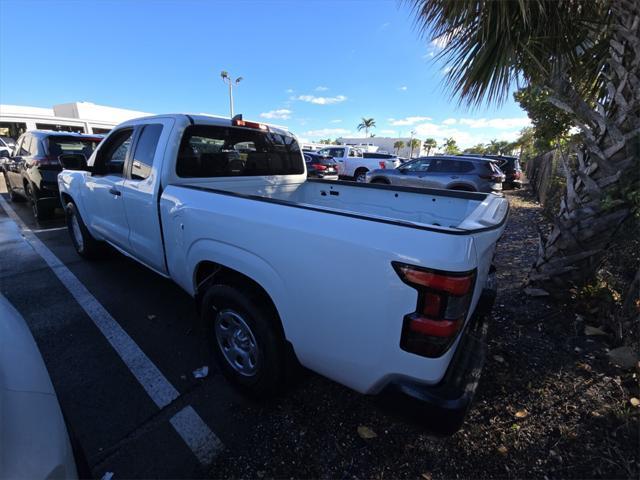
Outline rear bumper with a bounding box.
[378,283,496,432]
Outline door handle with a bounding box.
[109,187,121,196]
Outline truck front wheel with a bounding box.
[65,202,102,259]
[201,284,285,398]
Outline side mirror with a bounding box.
[398,168,407,174]
[59,153,88,171]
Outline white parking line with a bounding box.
[31,226,68,233]
[0,196,223,466]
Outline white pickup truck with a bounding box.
[58,114,508,428]
[316,145,401,182]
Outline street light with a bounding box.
[220,70,243,118]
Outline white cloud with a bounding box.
[302,127,351,139]
[458,117,531,129]
[259,109,292,120]
[399,86,408,91]
[330,119,342,123]
[422,50,436,59]
[431,35,450,49]
[431,28,461,50]
[285,88,294,93]
[388,116,432,126]
[315,86,329,91]
[297,94,347,105]
[410,119,527,149]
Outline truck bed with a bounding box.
[178,178,508,233]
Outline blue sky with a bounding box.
[0,0,529,147]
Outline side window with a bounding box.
[21,135,33,156]
[348,149,356,157]
[428,159,452,173]
[28,137,40,155]
[94,128,133,175]
[130,124,163,181]
[14,136,26,156]
[458,161,474,173]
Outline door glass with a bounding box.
[130,124,163,180]
[403,158,431,171]
[93,129,133,175]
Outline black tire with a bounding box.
[25,182,53,220]
[65,201,102,259]
[354,168,368,183]
[201,283,285,398]
[3,173,24,202]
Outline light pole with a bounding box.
[220,70,243,118]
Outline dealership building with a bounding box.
[0,102,151,139]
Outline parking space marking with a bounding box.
[31,226,68,233]
[0,196,223,465]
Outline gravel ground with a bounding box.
[210,188,639,479]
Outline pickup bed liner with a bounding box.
[180,179,508,235]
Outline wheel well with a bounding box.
[194,261,285,338]
[370,177,390,184]
[354,167,369,176]
[60,192,73,206]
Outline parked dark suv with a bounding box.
[2,131,102,219]
[484,155,522,189]
[460,154,522,189]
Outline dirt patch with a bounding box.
[210,189,639,479]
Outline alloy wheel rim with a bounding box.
[214,309,259,377]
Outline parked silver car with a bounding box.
[365,155,505,193]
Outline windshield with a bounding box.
[48,136,101,158]
[176,125,304,177]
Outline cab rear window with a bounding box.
[176,125,304,177]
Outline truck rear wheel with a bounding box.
[201,284,285,398]
[65,202,102,259]
[354,168,368,183]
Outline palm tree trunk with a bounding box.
[528,0,639,295]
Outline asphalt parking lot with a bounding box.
[0,180,433,479]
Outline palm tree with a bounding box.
[409,138,421,158]
[409,0,640,295]
[442,137,459,155]
[357,118,376,137]
[423,138,437,156]
[393,140,405,155]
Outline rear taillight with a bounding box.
[479,174,503,182]
[379,161,387,169]
[312,163,327,171]
[393,262,476,358]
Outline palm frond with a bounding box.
[407,0,610,106]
